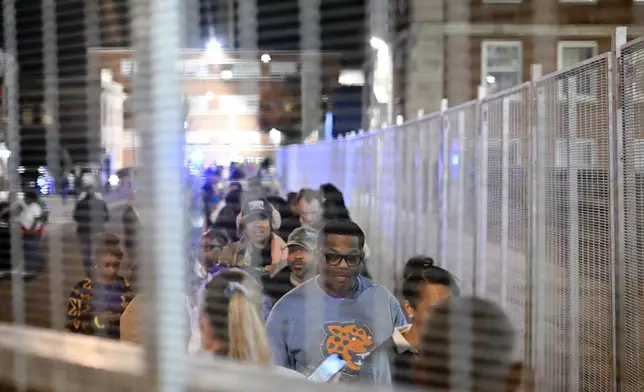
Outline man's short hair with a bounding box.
[402,263,460,309]
[296,188,322,204]
[287,192,297,204]
[317,219,365,250]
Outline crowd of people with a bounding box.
[63,174,525,391]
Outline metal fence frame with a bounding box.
[277,27,642,392]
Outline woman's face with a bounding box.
[98,252,121,281]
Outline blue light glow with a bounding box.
[451,154,460,166]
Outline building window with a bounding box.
[121,59,134,76]
[481,41,522,95]
[483,0,521,3]
[557,41,598,99]
[559,0,597,3]
[555,139,597,168]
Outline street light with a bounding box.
[261,54,271,63]
[205,39,223,62]
[369,36,393,127]
[370,37,388,51]
[269,128,282,145]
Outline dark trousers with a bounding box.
[23,234,44,273]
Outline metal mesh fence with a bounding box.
[619,35,644,392]
[0,0,641,390]
[533,54,613,392]
[478,84,531,365]
[276,35,643,392]
[443,102,477,295]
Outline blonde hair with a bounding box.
[201,269,272,365]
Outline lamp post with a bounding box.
[370,36,393,128]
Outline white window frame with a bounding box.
[481,41,523,95]
[555,139,598,168]
[557,41,599,102]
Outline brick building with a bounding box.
[88,48,340,169]
[394,0,644,120]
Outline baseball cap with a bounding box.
[286,227,318,251]
[241,197,272,221]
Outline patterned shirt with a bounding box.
[66,276,134,339]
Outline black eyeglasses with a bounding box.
[202,244,223,251]
[321,249,364,267]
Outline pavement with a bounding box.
[0,192,132,329]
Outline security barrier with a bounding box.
[276,32,644,392]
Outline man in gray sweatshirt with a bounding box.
[265,219,406,385]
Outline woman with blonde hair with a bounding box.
[198,269,302,376]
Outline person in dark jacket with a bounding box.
[73,189,109,277]
[319,183,351,221]
[260,227,317,319]
[362,257,459,386]
[212,189,243,243]
[122,197,140,285]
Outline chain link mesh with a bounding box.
[619,36,644,392]
[534,54,613,392]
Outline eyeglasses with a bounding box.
[321,250,364,267]
[202,244,222,251]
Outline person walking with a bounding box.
[73,187,109,277]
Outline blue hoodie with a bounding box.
[265,275,406,385]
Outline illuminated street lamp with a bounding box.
[261,53,271,63]
[269,128,282,145]
[205,39,223,62]
[369,36,393,127]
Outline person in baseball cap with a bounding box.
[261,227,318,320]
[219,197,287,278]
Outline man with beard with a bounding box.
[219,197,287,278]
[266,219,406,385]
[261,227,317,319]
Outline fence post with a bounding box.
[476,87,488,296]
[42,0,65,334]
[527,63,542,392]
[610,26,627,392]
[131,0,188,390]
[500,94,511,309]
[567,69,582,391]
[439,98,449,267]
[3,1,25,391]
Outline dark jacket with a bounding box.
[122,204,139,249]
[73,194,109,236]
